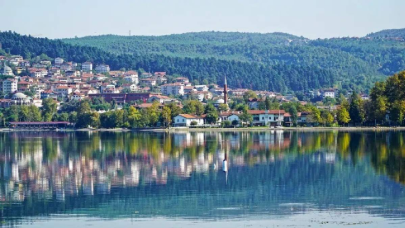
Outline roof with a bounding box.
[178,114,202,119]
[219,111,241,117]
[247,110,286,115]
[13,93,27,99]
[10,121,69,125]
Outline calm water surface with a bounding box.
[0,131,404,227]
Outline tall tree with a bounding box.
[161,106,172,127]
[128,106,141,128]
[204,103,218,124]
[42,98,57,121]
[349,91,365,125]
[337,107,351,126]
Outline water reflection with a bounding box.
[0,131,405,226]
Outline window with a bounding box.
[183,119,185,122]
[262,117,264,120]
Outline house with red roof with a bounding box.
[173,114,204,127]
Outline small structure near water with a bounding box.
[9,121,70,129]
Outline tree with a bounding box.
[222,120,231,128]
[42,98,57,121]
[69,111,77,123]
[204,103,218,124]
[89,112,100,128]
[6,106,19,122]
[0,112,4,127]
[349,91,365,125]
[239,111,253,126]
[265,96,272,110]
[128,106,141,128]
[231,119,239,127]
[161,106,172,127]
[76,100,93,128]
[29,105,42,122]
[390,101,405,125]
[339,94,349,110]
[307,106,321,125]
[19,106,30,121]
[58,112,69,121]
[183,100,204,115]
[235,104,248,112]
[321,110,334,126]
[146,101,160,126]
[337,107,351,126]
[243,90,258,102]
[166,103,182,122]
[288,106,298,126]
[218,103,228,112]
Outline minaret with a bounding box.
[224,76,228,105]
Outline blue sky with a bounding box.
[0,0,404,39]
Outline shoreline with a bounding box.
[1,126,405,133]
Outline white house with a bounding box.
[56,86,72,97]
[82,62,93,72]
[95,64,110,73]
[322,89,336,99]
[161,83,184,96]
[248,110,286,126]
[101,84,118,93]
[124,72,139,84]
[2,79,18,94]
[195,85,209,92]
[2,64,14,76]
[173,114,204,127]
[122,83,137,92]
[55,57,64,65]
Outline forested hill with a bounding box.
[366,28,405,39]
[0,31,335,92]
[62,30,405,90]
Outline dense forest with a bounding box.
[62,30,405,90]
[0,31,335,92]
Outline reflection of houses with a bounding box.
[0,131,307,208]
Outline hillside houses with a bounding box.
[0,53,349,129]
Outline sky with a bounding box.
[0,0,404,39]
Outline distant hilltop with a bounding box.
[366,28,405,40]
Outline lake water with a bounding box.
[0,130,404,227]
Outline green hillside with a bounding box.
[61,30,405,91]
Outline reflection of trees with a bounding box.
[369,132,405,184]
[1,131,405,224]
[1,131,405,186]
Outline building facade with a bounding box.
[2,79,18,94]
[161,83,185,96]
